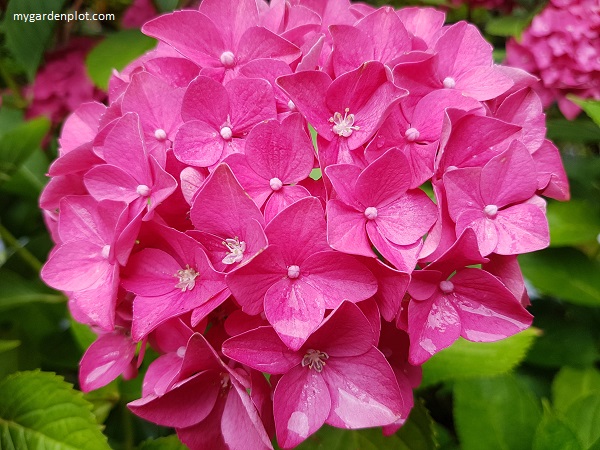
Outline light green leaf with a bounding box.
[0,270,65,311]
[1,0,67,80]
[86,30,156,90]
[568,97,600,128]
[394,400,438,450]
[420,328,540,387]
[83,382,120,424]
[547,200,600,246]
[454,375,542,450]
[309,168,322,180]
[69,318,98,351]
[0,371,111,450]
[0,340,20,354]
[486,15,531,37]
[533,401,583,450]
[564,394,600,449]
[138,435,189,449]
[0,117,50,185]
[0,108,24,135]
[553,367,600,414]
[519,248,600,306]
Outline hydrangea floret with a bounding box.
[40,0,569,448]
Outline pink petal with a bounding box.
[84,165,140,203]
[323,348,405,428]
[173,120,224,167]
[455,210,499,256]
[493,203,550,255]
[223,153,272,208]
[226,78,277,133]
[456,66,513,101]
[122,248,181,297]
[199,0,258,49]
[434,22,492,77]
[366,222,422,272]
[222,326,301,374]
[443,166,484,221]
[326,199,373,257]
[181,75,229,126]
[324,163,362,208]
[452,268,533,341]
[264,185,311,223]
[365,258,410,321]
[274,366,331,449]
[237,26,301,66]
[427,227,488,274]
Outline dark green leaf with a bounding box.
[552,367,600,414]
[138,435,189,449]
[0,149,50,198]
[83,382,120,424]
[547,200,600,246]
[86,30,156,90]
[0,340,20,354]
[394,400,438,450]
[486,15,530,37]
[564,394,600,449]
[1,0,67,80]
[0,270,65,312]
[526,322,598,368]
[0,117,50,185]
[519,248,600,306]
[454,375,542,450]
[546,118,600,143]
[69,318,98,351]
[421,328,540,387]
[0,370,111,449]
[533,401,583,450]
[0,108,24,135]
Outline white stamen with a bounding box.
[154,128,167,141]
[484,204,499,218]
[329,107,360,137]
[136,184,151,197]
[302,349,329,372]
[405,127,420,142]
[174,265,199,292]
[101,245,111,259]
[287,265,300,279]
[364,207,378,220]
[220,126,233,140]
[443,77,456,89]
[222,237,246,265]
[269,177,283,191]
[287,100,296,110]
[439,280,454,294]
[220,51,235,68]
[176,346,186,358]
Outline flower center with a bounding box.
[174,265,199,292]
[484,204,499,218]
[220,126,233,140]
[405,127,420,142]
[220,51,235,68]
[222,237,246,265]
[364,207,378,220]
[101,244,111,259]
[443,77,456,89]
[439,280,454,294]
[154,128,167,141]
[287,100,296,110]
[329,108,360,137]
[287,265,300,279]
[136,184,151,197]
[302,349,329,372]
[269,177,283,191]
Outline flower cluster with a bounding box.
[26,37,106,126]
[506,0,600,119]
[40,0,569,448]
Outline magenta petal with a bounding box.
[302,251,378,309]
[128,371,221,428]
[427,228,489,274]
[199,0,258,48]
[324,163,362,208]
[122,248,180,297]
[177,397,227,450]
[79,331,136,392]
[222,326,301,374]
[173,120,224,167]
[434,22,492,76]
[326,199,373,257]
[237,26,301,65]
[366,259,410,321]
[225,153,272,207]
[142,11,224,68]
[264,278,325,351]
[493,204,549,255]
[323,348,405,428]
[59,102,105,153]
[408,269,443,301]
[408,295,461,365]
[264,185,311,224]
[443,166,484,221]
[456,66,513,101]
[84,165,140,203]
[274,366,331,449]
[456,211,499,257]
[181,76,229,126]
[366,224,422,272]
[452,268,533,341]
[226,78,277,133]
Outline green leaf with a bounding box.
[0,270,65,312]
[1,0,67,80]
[0,340,20,354]
[86,30,156,90]
[547,200,600,246]
[486,15,530,37]
[0,108,24,135]
[0,147,50,198]
[138,435,189,449]
[546,118,600,143]
[568,97,600,128]
[0,370,111,450]
[519,248,600,306]
[564,394,600,449]
[553,367,600,414]
[0,117,50,185]
[83,382,120,424]
[454,375,542,450]
[394,400,438,450]
[69,318,98,351]
[533,401,583,450]
[420,328,540,387]
[309,168,322,180]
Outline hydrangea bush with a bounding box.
[38,0,570,448]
